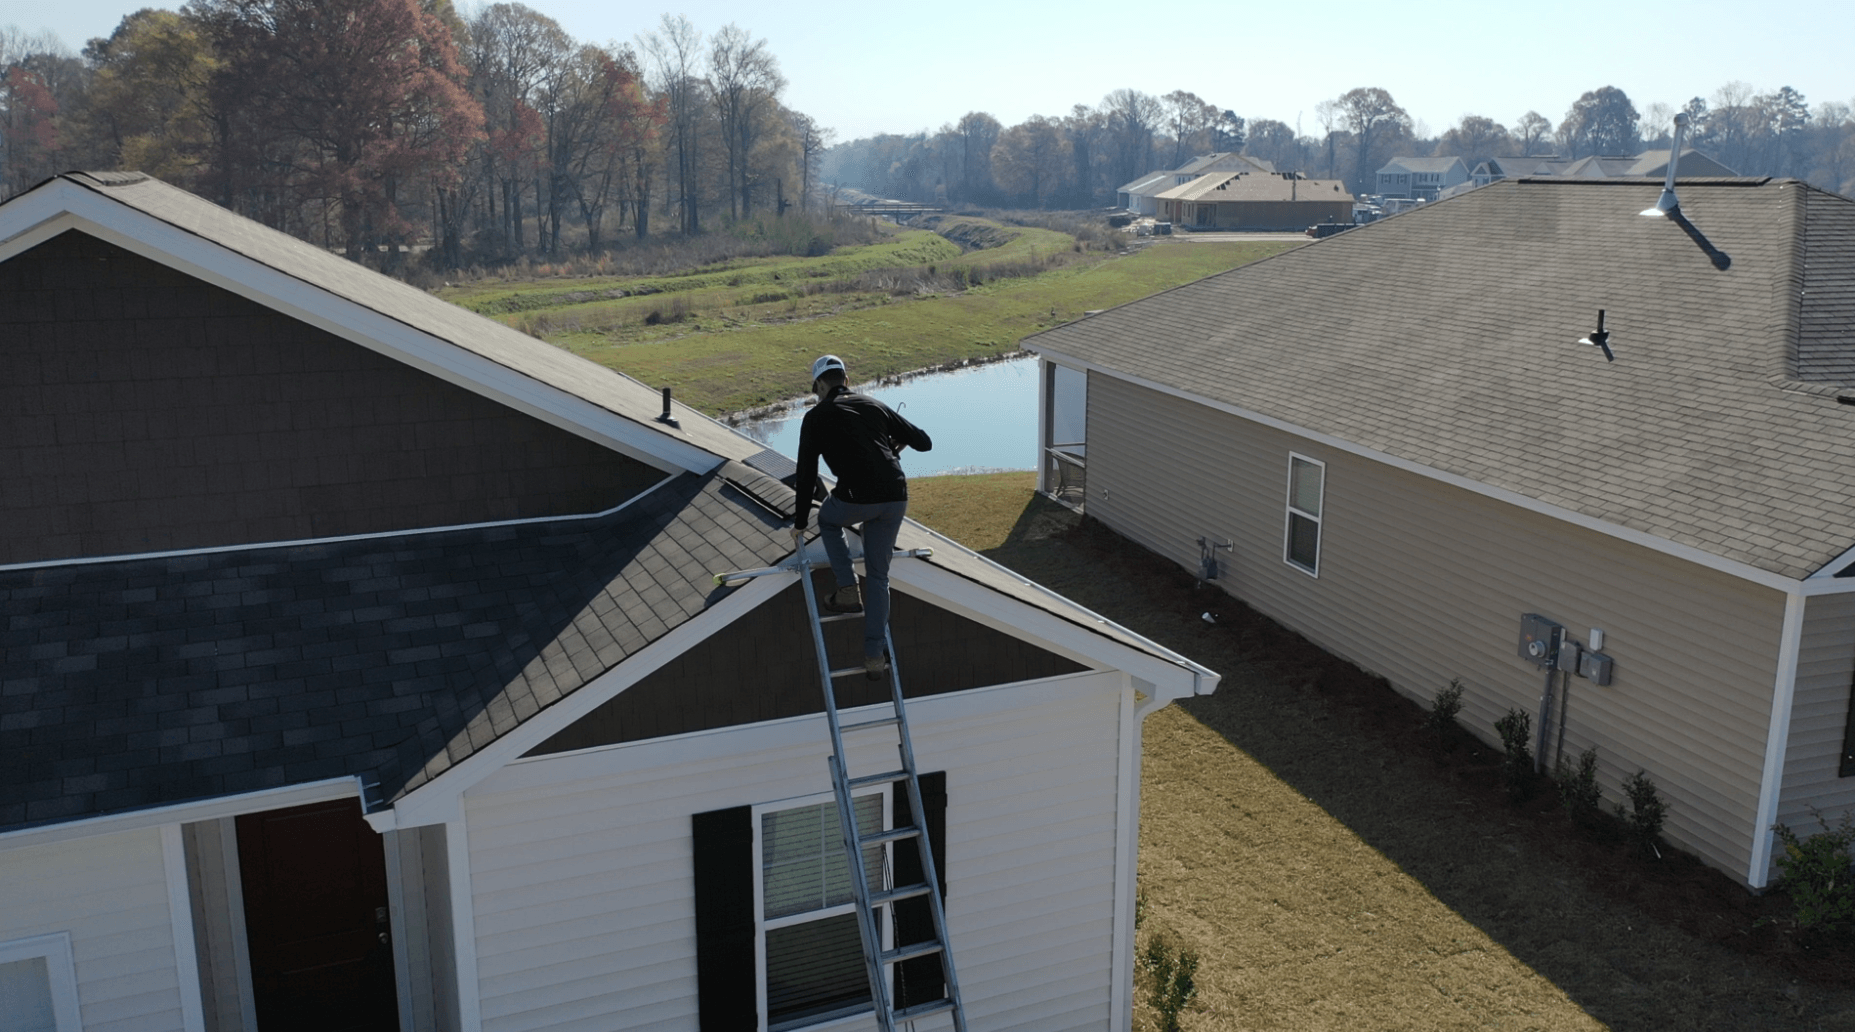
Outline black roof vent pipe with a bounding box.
[656,386,681,429]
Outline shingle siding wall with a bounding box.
[0,231,663,565]
[465,671,1126,1032]
[1775,592,1855,880]
[1085,371,1786,880]
[527,574,1088,756]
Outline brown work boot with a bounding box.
[821,585,863,614]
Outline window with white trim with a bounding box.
[0,933,81,1032]
[754,790,891,1031]
[1284,454,1325,576]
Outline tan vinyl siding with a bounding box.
[1086,372,1785,879]
[463,672,1125,1032]
[1775,592,1855,877]
[0,827,187,1032]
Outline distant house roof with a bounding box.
[1025,177,1855,582]
[1174,152,1276,176]
[1115,171,1172,195]
[1532,148,1737,180]
[1377,156,1469,176]
[1154,171,1352,204]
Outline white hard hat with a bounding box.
[810,354,846,382]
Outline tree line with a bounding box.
[0,3,829,268]
[824,82,1855,208]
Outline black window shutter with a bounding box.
[891,771,947,1008]
[692,806,756,1031]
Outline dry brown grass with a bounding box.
[906,473,1855,1032]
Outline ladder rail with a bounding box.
[878,622,969,1032]
[798,564,897,1028]
[747,540,966,1032]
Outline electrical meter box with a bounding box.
[1556,638,1582,673]
[1518,614,1562,667]
[1579,650,1614,685]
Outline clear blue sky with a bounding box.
[5,0,1848,143]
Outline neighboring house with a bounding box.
[0,172,1218,1032]
[1528,147,1737,179]
[1374,156,1470,199]
[1154,172,1352,231]
[1470,157,1541,187]
[1115,152,1276,215]
[1024,175,1855,891]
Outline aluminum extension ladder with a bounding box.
[716,541,969,1032]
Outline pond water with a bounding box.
[736,355,1081,477]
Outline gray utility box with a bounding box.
[1556,637,1582,673]
[1579,650,1614,685]
[1519,614,1562,668]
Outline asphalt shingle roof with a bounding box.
[0,465,790,830]
[1025,178,1855,580]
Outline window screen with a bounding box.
[1286,455,1324,574]
[0,957,56,1032]
[761,794,887,1028]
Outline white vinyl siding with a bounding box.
[1772,591,1855,881]
[0,827,189,1032]
[1085,371,1785,879]
[462,670,1125,1032]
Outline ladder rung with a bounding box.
[871,881,933,906]
[818,612,862,624]
[893,999,958,1023]
[881,941,943,966]
[860,824,920,847]
[828,665,874,679]
[846,769,911,789]
[839,715,900,734]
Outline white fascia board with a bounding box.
[377,571,793,830]
[888,553,1214,702]
[1805,540,1855,582]
[0,777,362,851]
[0,187,719,475]
[1748,589,1807,888]
[1025,344,1809,596]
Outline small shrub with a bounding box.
[1616,769,1667,856]
[1555,747,1603,828]
[1773,808,1855,931]
[1140,936,1199,1032]
[1425,678,1464,732]
[1494,708,1534,801]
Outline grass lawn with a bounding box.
[439,220,1294,416]
[907,473,1855,1032]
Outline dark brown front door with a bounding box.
[236,798,399,1032]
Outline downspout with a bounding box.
[1748,589,1806,888]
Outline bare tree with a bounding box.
[1514,111,1553,156]
[954,111,1000,203]
[1102,88,1161,186]
[790,110,831,210]
[991,115,1070,207]
[470,3,569,255]
[1333,86,1411,193]
[1162,89,1217,166]
[639,14,704,234]
[708,23,784,219]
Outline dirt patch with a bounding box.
[906,475,1855,1030]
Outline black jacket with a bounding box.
[793,386,932,527]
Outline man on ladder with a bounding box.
[792,354,933,678]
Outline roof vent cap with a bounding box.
[1640,113,1689,217]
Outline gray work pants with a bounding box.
[817,495,907,659]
